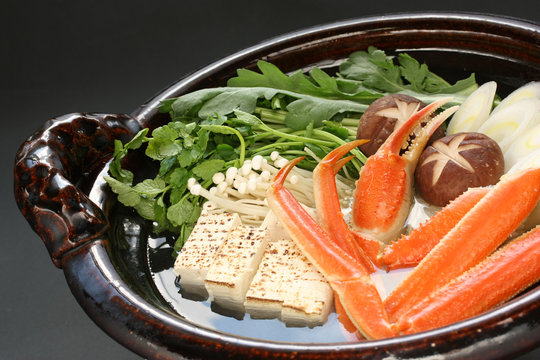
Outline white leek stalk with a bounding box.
[507,150,540,231]
[477,98,540,152]
[504,123,540,171]
[490,81,540,116]
[446,81,497,134]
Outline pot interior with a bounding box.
[101,14,540,345]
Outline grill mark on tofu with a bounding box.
[205,225,269,310]
[174,209,333,327]
[244,237,333,326]
[173,212,241,293]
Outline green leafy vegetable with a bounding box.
[338,46,478,106]
[107,47,479,256]
[228,61,380,103]
[170,86,367,131]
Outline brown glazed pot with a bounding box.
[13,13,540,360]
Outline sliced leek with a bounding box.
[446,81,497,134]
[507,148,540,174]
[507,149,540,231]
[504,123,540,171]
[477,98,540,152]
[490,81,540,116]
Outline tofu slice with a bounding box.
[244,239,289,318]
[173,212,241,295]
[244,237,333,326]
[205,226,269,311]
[281,279,333,327]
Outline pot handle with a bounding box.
[14,113,141,268]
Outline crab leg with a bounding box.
[313,139,375,272]
[352,99,459,255]
[381,187,489,270]
[397,225,540,334]
[267,157,395,339]
[384,167,540,321]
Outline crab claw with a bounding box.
[384,167,540,321]
[352,98,459,251]
[313,139,375,273]
[267,157,395,339]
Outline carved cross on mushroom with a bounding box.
[415,132,505,206]
[356,94,444,157]
[421,133,483,186]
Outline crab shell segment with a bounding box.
[266,157,395,340]
[352,98,459,246]
[384,166,540,321]
[397,224,540,334]
[381,187,489,270]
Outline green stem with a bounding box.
[255,141,304,153]
[312,129,368,166]
[259,124,336,148]
[342,117,361,127]
[255,107,287,124]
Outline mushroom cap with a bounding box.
[356,94,445,157]
[414,132,505,207]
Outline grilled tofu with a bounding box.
[244,239,289,319]
[281,278,333,327]
[205,225,269,311]
[174,211,241,295]
[244,237,333,327]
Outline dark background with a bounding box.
[2,1,539,359]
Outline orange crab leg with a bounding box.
[397,225,540,334]
[381,187,489,270]
[267,157,395,339]
[313,139,375,272]
[384,167,540,321]
[352,99,459,247]
[334,294,362,337]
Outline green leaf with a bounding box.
[197,129,210,151]
[135,198,156,220]
[171,88,225,118]
[152,124,179,141]
[284,96,367,130]
[169,186,184,205]
[158,156,177,177]
[146,138,182,160]
[192,159,225,181]
[233,109,264,127]
[228,61,379,103]
[339,47,478,99]
[177,148,195,167]
[108,159,134,184]
[167,198,201,226]
[174,223,195,252]
[154,196,167,226]
[216,143,237,161]
[169,167,189,193]
[158,98,176,113]
[133,178,167,196]
[124,128,149,150]
[200,124,238,136]
[104,175,140,207]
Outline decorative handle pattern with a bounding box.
[14,113,141,268]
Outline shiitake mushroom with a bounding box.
[356,94,445,157]
[414,132,505,207]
